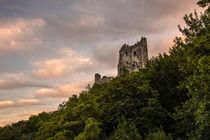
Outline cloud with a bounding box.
[0,79,52,90]
[0,99,41,109]
[31,48,93,79]
[0,73,25,79]
[34,81,90,98]
[17,99,39,104]
[43,14,105,44]
[63,0,198,40]
[0,73,52,90]
[92,43,119,69]
[0,18,46,54]
[0,100,14,108]
[35,0,199,69]
[0,0,200,47]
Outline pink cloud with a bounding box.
[31,48,93,80]
[0,99,41,109]
[0,80,6,86]
[0,100,14,108]
[34,81,91,98]
[17,99,39,105]
[0,18,46,54]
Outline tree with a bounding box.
[172,0,210,139]
[108,117,142,140]
[74,117,102,140]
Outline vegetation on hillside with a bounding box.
[0,0,209,139]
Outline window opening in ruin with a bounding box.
[126,61,128,65]
[125,52,128,56]
[133,51,136,56]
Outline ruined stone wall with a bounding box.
[118,37,148,76]
[94,73,113,84]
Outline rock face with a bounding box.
[118,37,148,76]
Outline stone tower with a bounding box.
[95,73,101,84]
[118,37,148,76]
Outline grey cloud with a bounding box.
[0,0,73,19]
[92,44,119,68]
[0,80,52,90]
[0,0,197,47]
[67,0,196,35]
[37,0,197,51]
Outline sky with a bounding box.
[0,0,202,126]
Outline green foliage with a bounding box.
[74,117,102,140]
[35,121,61,140]
[171,1,210,138]
[134,98,167,135]
[145,129,173,140]
[144,53,188,113]
[48,130,74,140]
[108,117,142,140]
[99,72,166,134]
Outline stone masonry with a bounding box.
[94,73,113,84]
[118,37,148,76]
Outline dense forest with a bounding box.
[0,0,209,140]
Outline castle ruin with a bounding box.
[118,37,148,76]
[94,37,148,84]
[94,73,113,84]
